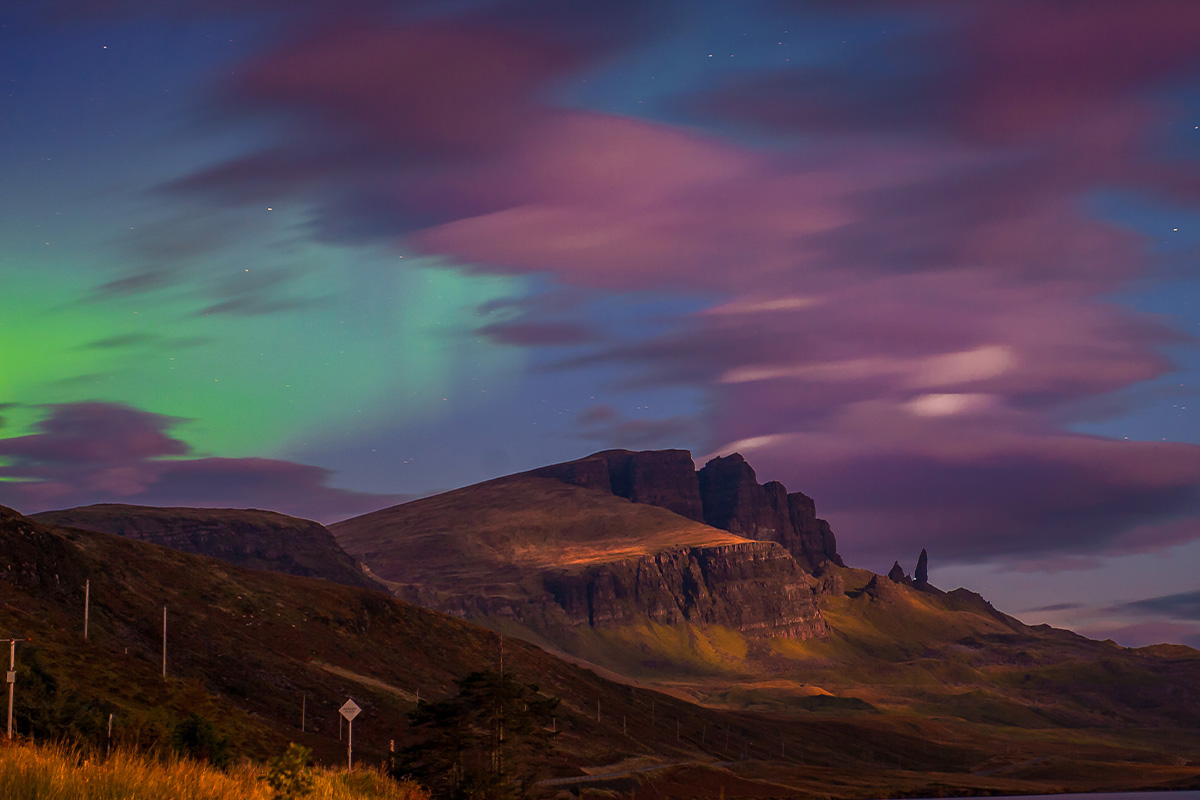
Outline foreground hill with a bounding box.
[4,503,1200,796]
[33,504,380,590]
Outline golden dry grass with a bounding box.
[0,740,428,800]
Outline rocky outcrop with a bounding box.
[887,561,910,584]
[915,548,929,585]
[696,453,843,571]
[527,449,705,522]
[530,449,844,571]
[819,572,845,596]
[33,504,381,590]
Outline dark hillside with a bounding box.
[34,504,380,590]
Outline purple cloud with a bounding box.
[0,403,398,523]
[99,2,1200,573]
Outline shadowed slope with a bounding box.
[33,504,380,590]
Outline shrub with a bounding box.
[263,743,314,799]
[171,712,231,768]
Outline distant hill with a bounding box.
[33,504,380,591]
[330,474,827,644]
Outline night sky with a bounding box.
[4,0,1200,648]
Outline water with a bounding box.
[901,794,1200,800]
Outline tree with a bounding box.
[172,712,231,767]
[396,670,558,800]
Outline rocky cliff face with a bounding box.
[543,540,825,638]
[394,540,826,641]
[527,449,705,522]
[697,454,843,571]
[33,504,381,590]
[529,449,843,571]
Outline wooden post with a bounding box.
[161,606,167,679]
[301,693,306,732]
[84,580,90,640]
[6,640,14,739]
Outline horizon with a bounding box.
[3,0,1200,650]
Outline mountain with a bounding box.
[329,449,1200,789]
[32,504,380,591]
[7,475,1200,797]
[330,475,827,648]
[0,503,831,779]
[525,449,843,570]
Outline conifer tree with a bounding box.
[396,669,558,800]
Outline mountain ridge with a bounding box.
[32,503,380,591]
[525,449,843,570]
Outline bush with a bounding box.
[171,712,231,768]
[263,743,314,799]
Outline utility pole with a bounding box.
[301,693,306,733]
[84,580,90,640]
[5,637,30,740]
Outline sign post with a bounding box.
[5,637,30,740]
[339,698,361,770]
